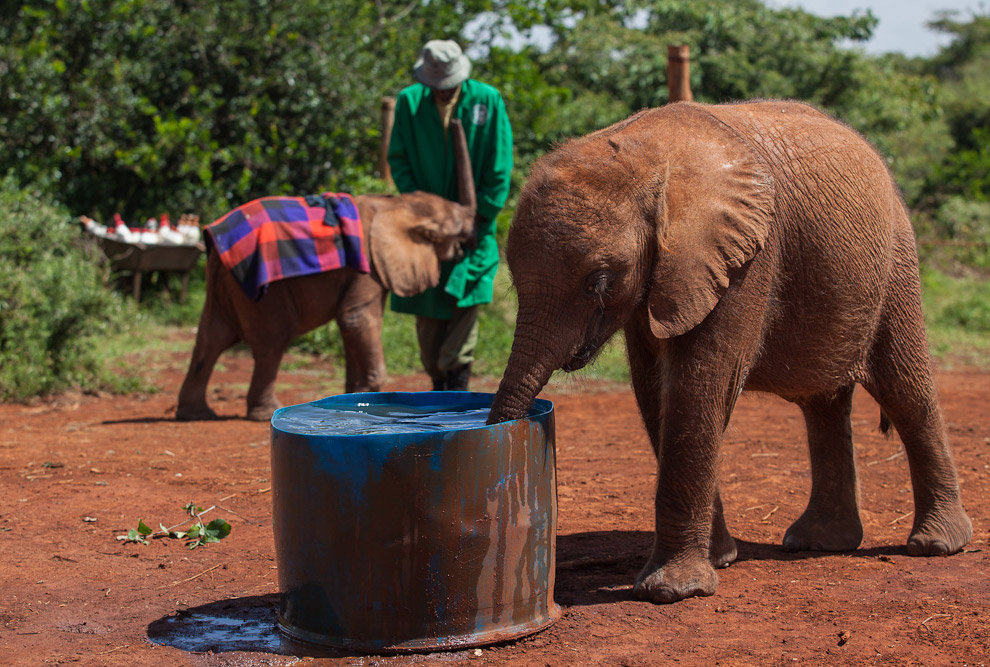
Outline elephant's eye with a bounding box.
[583,270,613,306]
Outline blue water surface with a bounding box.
[272,401,492,435]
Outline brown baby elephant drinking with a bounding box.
[487,100,972,603]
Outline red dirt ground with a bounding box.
[1,331,987,666]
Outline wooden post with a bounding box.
[667,45,692,103]
[179,271,191,304]
[380,96,396,187]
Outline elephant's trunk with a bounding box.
[450,119,476,215]
[487,315,560,424]
[488,354,554,424]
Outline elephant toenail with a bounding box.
[930,540,949,556]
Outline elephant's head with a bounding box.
[488,104,773,423]
[361,118,477,297]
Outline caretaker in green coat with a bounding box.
[388,39,513,391]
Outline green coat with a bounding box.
[387,79,513,319]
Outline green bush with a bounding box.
[0,176,142,399]
[915,197,990,272]
[933,196,990,240]
[920,266,990,367]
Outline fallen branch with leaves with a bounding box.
[117,501,231,549]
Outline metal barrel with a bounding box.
[270,391,560,653]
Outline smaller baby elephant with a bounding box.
[176,124,476,421]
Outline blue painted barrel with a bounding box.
[270,391,560,653]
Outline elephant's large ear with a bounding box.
[647,120,773,339]
[368,202,442,297]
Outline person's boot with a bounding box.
[445,363,472,391]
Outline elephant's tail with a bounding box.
[879,411,893,438]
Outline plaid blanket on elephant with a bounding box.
[204,192,370,300]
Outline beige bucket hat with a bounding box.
[413,40,471,90]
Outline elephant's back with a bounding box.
[659,101,898,226]
[697,100,900,266]
[696,102,906,391]
[700,101,892,197]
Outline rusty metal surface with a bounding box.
[270,391,559,653]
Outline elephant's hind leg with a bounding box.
[863,239,972,556]
[176,310,239,421]
[246,344,288,422]
[864,360,971,556]
[783,385,864,552]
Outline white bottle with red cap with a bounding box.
[111,213,138,243]
[157,213,186,245]
[177,214,201,245]
[138,217,160,244]
[79,215,108,238]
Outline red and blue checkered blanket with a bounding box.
[204,193,370,300]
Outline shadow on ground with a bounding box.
[148,532,908,655]
[554,530,907,607]
[102,415,243,425]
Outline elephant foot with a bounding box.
[175,404,219,421]
[246,403,280,422]
[907,503,972,556]
[633,554,718,604]
[710,526,738,569]
[782,509,863,552]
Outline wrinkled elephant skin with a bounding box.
[177,120,478,422]
[175,192,475,422]
[488,101,973,604]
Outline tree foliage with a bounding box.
[0,0,505,221]
[0,175,139,399]
[921,13,990,205]
[1,1,988,398]
[0,0,986,226]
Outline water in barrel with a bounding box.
[272,400,491,435]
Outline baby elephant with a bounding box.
[176,124,476,421]
[488,100,972,603]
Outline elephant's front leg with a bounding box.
[337,293,387,393]
[627,328,737,572]
[710,491,737,568]
[634,391,725,603]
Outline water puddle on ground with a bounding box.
[147,597,339,657]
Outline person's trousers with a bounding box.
[415,306,479,390]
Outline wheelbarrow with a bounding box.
[94,235,204,303]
